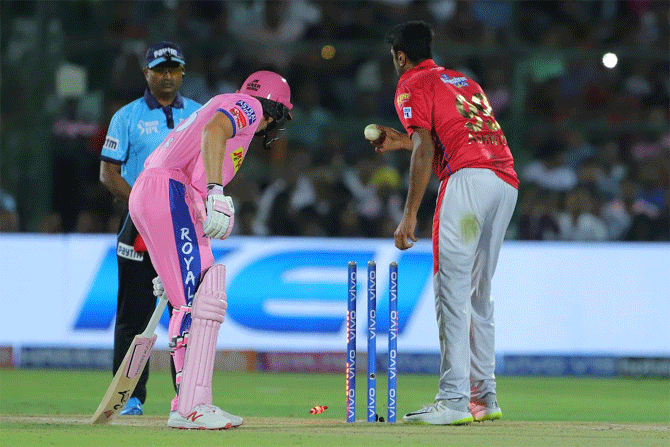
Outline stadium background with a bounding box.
[0,0,668,379]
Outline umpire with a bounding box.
[99,41,201,415]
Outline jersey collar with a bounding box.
[144,88,184,110]
[398,59,438,86]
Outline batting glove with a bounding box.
[203,184,235,239]
[152,276,164,298]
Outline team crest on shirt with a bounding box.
[396,93,410,107]
[103,136,119,151]
[403,107,412,119]
[231,147,244,173]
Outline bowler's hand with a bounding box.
[203,184,235,239]
[394,215,418,250]
[372,126,412,153]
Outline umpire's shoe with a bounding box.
[119,397,143,416]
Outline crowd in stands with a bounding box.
[1,0,667,241]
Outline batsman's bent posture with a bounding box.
[129,71,292,429]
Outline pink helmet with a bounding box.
[238,70,293,111]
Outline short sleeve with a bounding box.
[219,97,260,137]
[397,81,433,137]
[100,108,129,164]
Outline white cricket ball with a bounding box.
[364,124,382,141]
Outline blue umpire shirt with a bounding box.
[100,89,201,186]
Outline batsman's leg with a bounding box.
[168,264,243,429]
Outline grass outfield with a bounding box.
[0,369,668,446]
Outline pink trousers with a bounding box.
[129,168,214,410]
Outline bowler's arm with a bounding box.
[395,127,434,250]
[405,128,434,218]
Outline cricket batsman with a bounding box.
[128,71,292,429]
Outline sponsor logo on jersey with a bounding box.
[230,107,247,129]
[403,107,412,119]
[231,147,244,173]
[440,74,469,88]
[396,93,410,107]
[103,136,119,152]
[137,120,160,135]
[235,100,257,124]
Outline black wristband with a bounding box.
[207,183,223,191]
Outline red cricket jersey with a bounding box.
[394,59,519,189]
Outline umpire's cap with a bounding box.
[145,41,185,68]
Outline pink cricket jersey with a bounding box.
[144,93,263,198]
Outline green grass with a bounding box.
[0,369,668,447]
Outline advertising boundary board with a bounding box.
[0,235,668,359]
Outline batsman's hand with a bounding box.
[372,126,412,153]
[152,276,164,298]
[203,184,235,239]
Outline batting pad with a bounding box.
[177,264,228,415]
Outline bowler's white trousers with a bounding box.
[432,168,517,402]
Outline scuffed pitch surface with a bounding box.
[1,415,668,447]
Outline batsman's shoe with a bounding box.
[119,397,143,416]
[469,393,502,421]
[219,409,244,427]
[403,401,474,425]
[168,404,240,430]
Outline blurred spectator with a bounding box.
[521,137,578,191]
[634,159,666,216]
[368,165,404,237]
[0,184,20,232]
[443,0,484,44]
[49,98,106,232]
[601,178,638,240]
[227,0,321,68]
[288,81,334,153]
[594,139,628,199]
[483,65,511,119]
[175,0,228,43]
[252,145,312,236]
[109,41,148,99]
[470,0,512,45]
[556,184,608,241]
[517,184,560,240]
[564,131,595,170]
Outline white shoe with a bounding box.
[219,408,244,427]
[469,393,502,421]
[168,404,237,429]
[403,401,474,425]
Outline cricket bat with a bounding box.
[90,292,168,424]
